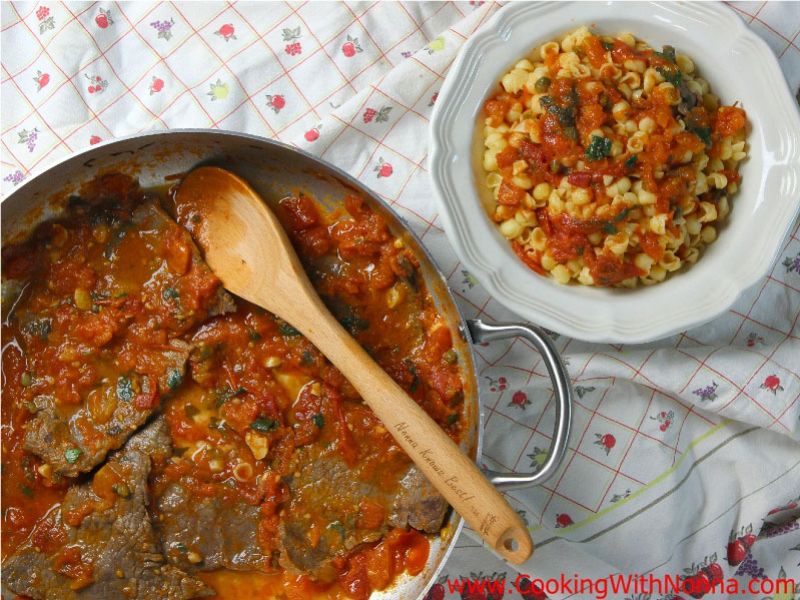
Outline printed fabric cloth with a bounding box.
[2,2,800,599]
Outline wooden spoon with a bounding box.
[174,166,533,564]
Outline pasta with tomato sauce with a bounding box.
[482,27,748,286]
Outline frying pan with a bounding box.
[0,130,573,599]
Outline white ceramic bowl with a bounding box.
[430,1,800,343]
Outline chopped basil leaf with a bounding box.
[613,208,631,223]
[601,40,614,51]
[279,322,300,337]
[116,376,134,402]
[161,287,180,301]
[251,417,278,432]
[24,318,52,341]
[301,350,315,366]
[176,542,188,553]
[446,413,460,426]
[624,154,638,169]
[585,135,612,161]
[656,65,682,87]
[673,205,684,220]
[167,369,183,391]
[688,125,712,147]
[247,328,262,341]
[312,413,325,428]
[215,385,246,407]
[21,485,33,498]
[602,222,617,234]
[339,312,369,335]
[64,447,82,464]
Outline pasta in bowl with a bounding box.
[481,26,748,287]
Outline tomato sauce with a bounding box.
[1,175,466,599]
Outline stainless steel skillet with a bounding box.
[0,129,573,600]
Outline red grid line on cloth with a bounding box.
[728,309,799,339]
[595,387,657,510]
[681,333,800,397]
[714,308,800,424]
[341,2,391,73]
[768,388,800,431]
[679,345,793,433]
[536,385,615,523]
[62,4,170,130]
[169,2,302,130]
[779,28,800,58]
[726,1,800,53]
[2,1,179,136]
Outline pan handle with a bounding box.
[467,319,573,491]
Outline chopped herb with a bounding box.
[20,485,33,498]
[688,125,712,147]
[301,350,315,366]
[601,40,614,51]
[327,520,346,541]
[112,483,130,498]
[64,447,82,464]
[563,125,578,141]
[175,542,188,553]
[613,208,631,223]
[539,95,554,108]
[24,318,52,341]
[312,413,325,428]
[339,312,369,335]
[585,135,612,161]
[576,246,585,256]
[673,205,684,220]
[624,154,638,169]
[161,287,180,301]
[215,385,246,407]
[247,328,262,341]
[654,45,676,63]
[550,160,561,174]
[534,76,551,93]
[166,369,183,391]
[20,372,32,387]
[602,222,618,234]
[209,417,226,431]
[279,322,301,337]
[656,65,682,87]
[251,417,278,432]
[406,362,420,393]
[116,376,134,402]
[446,413,460,426]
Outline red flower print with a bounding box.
[304,127,320,142]
[760,374,783,394]
[342,34,362,57]
[95,8,113,29]
[745,332,764,347]
[362,105,392,124]
[594,433,615,455]
[215,23,236,41]
[85,73,108,95]
[265,94,285,113]
[374,157,393,178]
[483,375,506,393]
[36,6,55,33]
[508,390,530,409]
[33,70,49,91]
[555,513,573,528]
[149,76,164,95]
[650,409,674,432]
[429,92,439,106]
[282,26,302,55]
[89,135,102,145]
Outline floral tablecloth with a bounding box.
[2,2,799,599]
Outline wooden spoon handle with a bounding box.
[289,296,533,564]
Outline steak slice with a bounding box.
[278,446,447,580]
[156,479,269,572]
[23,341,189,478]
[3,419,212,600]
[20,200,234,478]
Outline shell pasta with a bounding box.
[482,27,748,287]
